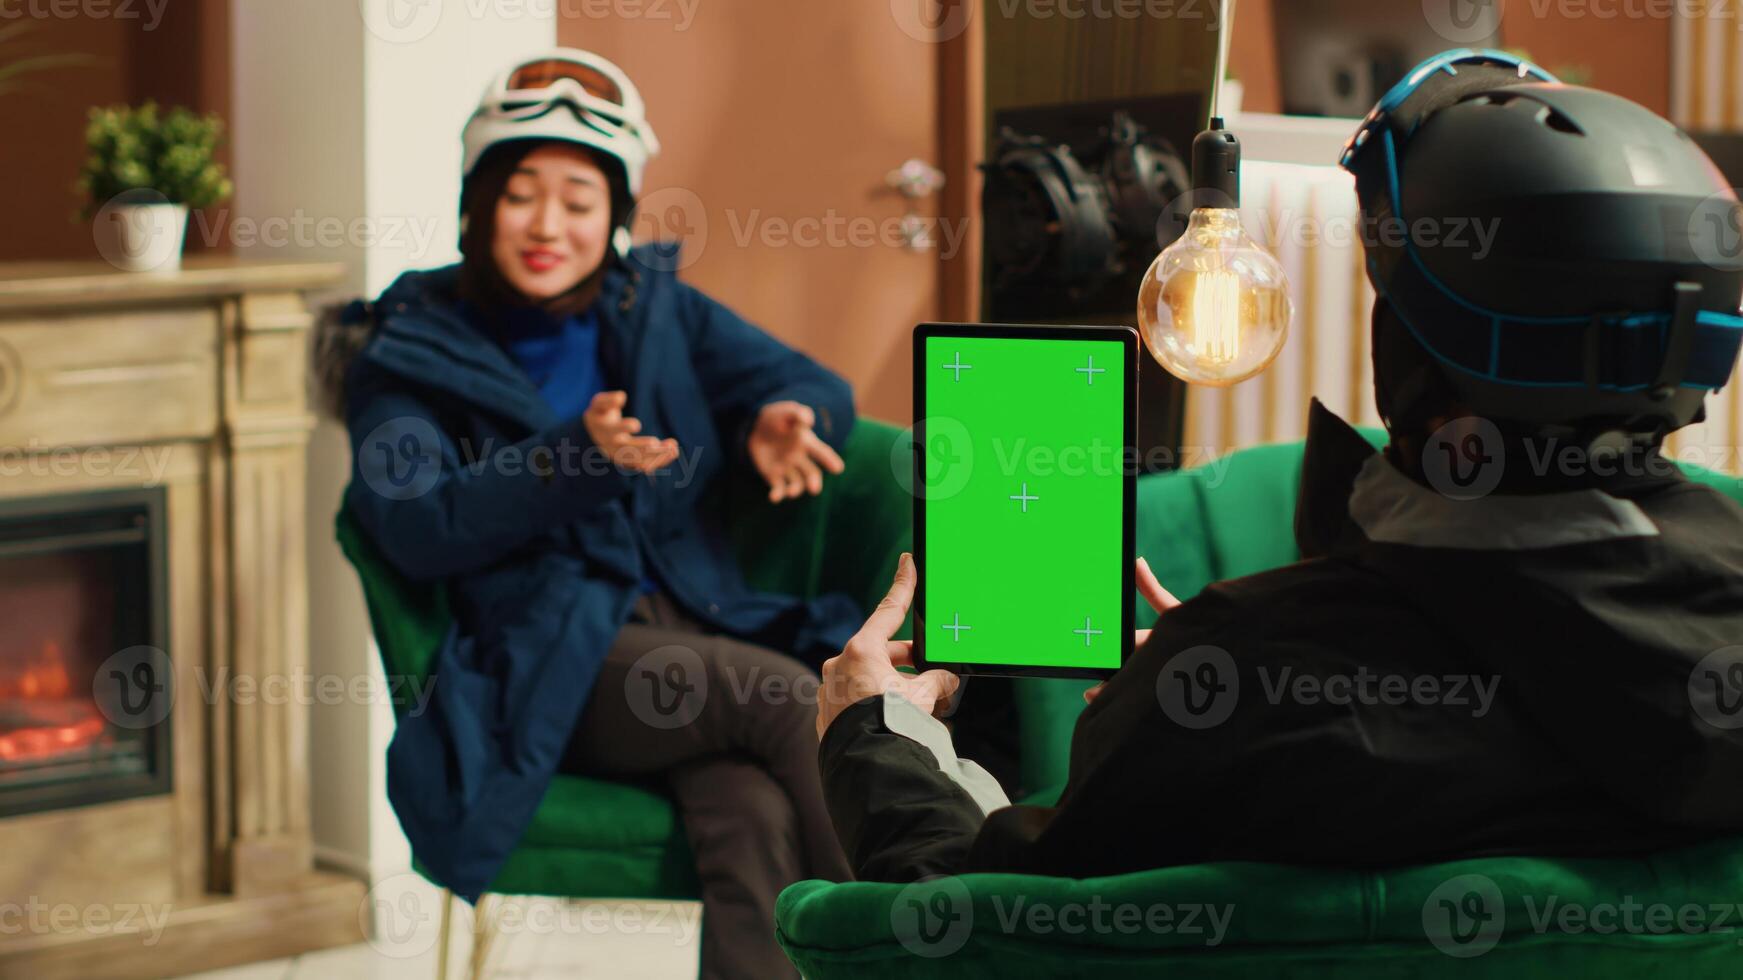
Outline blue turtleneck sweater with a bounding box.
[472,301,659,596]
[501,308,606,422]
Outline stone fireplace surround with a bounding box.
[0,257,366,979]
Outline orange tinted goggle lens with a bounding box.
[506,59,622,105]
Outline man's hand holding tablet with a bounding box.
[816,554,1182,738]
[1083,556,1182,704]
[814,552,960,739]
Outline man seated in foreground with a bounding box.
[815,53,1743,883]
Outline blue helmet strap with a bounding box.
[1346,49,1743,396]
[1377,238,1743,392]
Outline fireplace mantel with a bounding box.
[0,255,347,312]
[0,256,365,979]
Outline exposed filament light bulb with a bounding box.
[1194,267,1243,365]
[1138,121,1292,387]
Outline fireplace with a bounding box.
[0,258,365,980]
[0,488,170,817]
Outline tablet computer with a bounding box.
[911,322,1138,679]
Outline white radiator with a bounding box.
[1180,159,1380,458]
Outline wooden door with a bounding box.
[567,1,980,424]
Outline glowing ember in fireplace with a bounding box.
[3,642,71,700]
[0,643,109,764]
[0,705,107,762]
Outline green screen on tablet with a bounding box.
[913,324,1137,677]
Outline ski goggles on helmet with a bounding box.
[497,57,626,119]
[462,48,660,195]
[479,52,654,147]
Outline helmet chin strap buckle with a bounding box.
[1652,281,1704,399]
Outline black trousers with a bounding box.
[560,591,852,980]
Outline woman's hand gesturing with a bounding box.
[748,401,846,503]
[584,390,680,474]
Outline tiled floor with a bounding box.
[176,876,701,980]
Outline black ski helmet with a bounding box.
[1340,49,1743,441]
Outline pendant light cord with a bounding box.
[1210,0,1237,126]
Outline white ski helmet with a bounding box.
[461,48,660,196]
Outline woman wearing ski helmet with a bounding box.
[335,49,859,980]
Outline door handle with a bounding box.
[885,159,946,251]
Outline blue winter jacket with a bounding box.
[342,246,863,899]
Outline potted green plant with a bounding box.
[77,101,233,273]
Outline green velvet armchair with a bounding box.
[336,418,915,976]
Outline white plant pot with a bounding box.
[94,200,190,274]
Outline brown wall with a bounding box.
[0,0,229,263]
[1230,0,1671,117]
[1502,11,1670,114]
[0,3,1678,266]
[983,1,1217,110]
[1229,0,1282,114]
[558,3,945,422]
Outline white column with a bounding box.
[230,0,555,888]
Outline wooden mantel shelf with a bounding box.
[0,255,347,313]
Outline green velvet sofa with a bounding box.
[774,427,1743,978]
